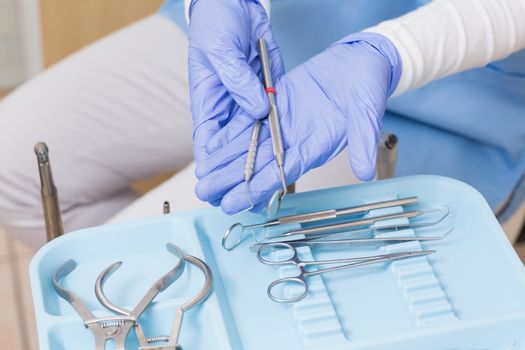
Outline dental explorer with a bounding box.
[34,142,64,242]
[258,39,287,205]
[222,196,419,250]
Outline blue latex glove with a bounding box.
[195,32,402,213]
[188,0,284,181]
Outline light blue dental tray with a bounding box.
[30,175,525,349]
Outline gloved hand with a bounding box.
[188,0,284,181]
[195,32,402,213]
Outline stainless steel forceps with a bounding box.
[52,244,185,350]
[257,242,435,303]
[95,244,213,350]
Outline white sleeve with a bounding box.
[184,0,271,23]
[365,0,525,96]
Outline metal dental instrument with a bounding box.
[265,208,451,243]
[54,260,135,350]
[53,244,185,350]
[250,227,453,250]
[244,119,262,209]
[95,244,213,350]
[258,38,287,218]
[243,38,286,214]
[281,209,425,238]
[163,201,171,214]
[222,196,419,250]
[139,252,213,350]
[257,242,435,303]
[377,133,398,180]
[34,142,64,242]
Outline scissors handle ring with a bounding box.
[257,242,297,265]
[267,276,308,303]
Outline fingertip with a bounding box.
[221,194,241,215]
[221,187,252,215]
[210,199,221,207]
[351,163,377,182]
[195,163,209,180]
[195,179,209,202]
[243,90,270,119]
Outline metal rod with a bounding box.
[163,201,171,214]
[281,210,423,237]
[258,38,287,196]
[377,133,398,180]
[34,142,64,242]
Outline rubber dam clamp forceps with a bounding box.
[52,243,186,350]
[258,242,435,303]
[222,196,419,250]
[96,243,213,350]
[243,37,287,217]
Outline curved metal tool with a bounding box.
[96,243,213,350]
[142,251,213,350]
[53,260,136,350]
[54,243,185,350]
[95,243,185,316]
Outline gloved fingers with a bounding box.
[209,199,221,207]
[188,46,234,126]
[220,147,304,215]
[195,138,275,203]
[346,91,385,181]
[206,47,270,120]
[193,119,223,163]
[196,120,271,179]
[205,113,270,155]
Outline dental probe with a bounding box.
[34,142,64,242]
[258,38,287,198]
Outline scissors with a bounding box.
[257,242,435,303]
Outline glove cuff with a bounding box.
[332,32,402,97]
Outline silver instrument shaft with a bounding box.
[281,210,423,237]
[257,38,287,195]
